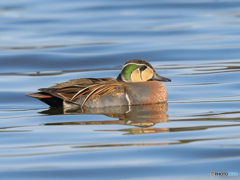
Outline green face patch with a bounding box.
[122,64,141,81]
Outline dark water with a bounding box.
[1,0,240,179]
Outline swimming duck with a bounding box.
[26,59,171,108]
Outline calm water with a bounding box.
[1,0,240,179]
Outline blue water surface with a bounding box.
[1,0,240,179]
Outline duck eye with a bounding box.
[140,66,147,71]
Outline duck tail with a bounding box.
[26,92,63,107]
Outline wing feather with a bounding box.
[39,80,124,107]
[81,85,105,107]
[70,84,98,101]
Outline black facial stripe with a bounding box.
[139,66,147,80]
[140,66,147,71]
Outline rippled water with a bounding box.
[1,0,240,179]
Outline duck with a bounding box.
[26,59,171,108]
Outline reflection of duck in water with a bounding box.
[43,103,169,135]
[27,59,171,109]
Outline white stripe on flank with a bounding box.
[125,93,132,113]
[125,93,131,106]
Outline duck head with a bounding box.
[117,59,171,82]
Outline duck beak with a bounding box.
[150,72,171,82]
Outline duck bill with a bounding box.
[150,72,171,82]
